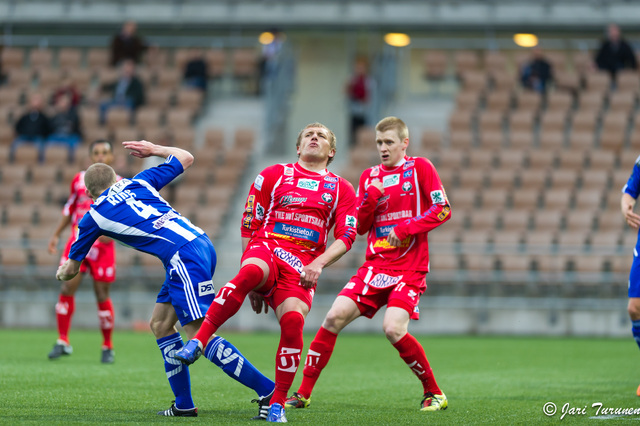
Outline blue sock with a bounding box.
[157,333,194,410]
[205,336,275,398]
[632,320,640,351]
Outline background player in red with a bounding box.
[285,116,452,412]
[174,122,358,422]
[47,140,119,363]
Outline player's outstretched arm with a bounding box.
[622,193,640,229]
[123,140,194,170]
[56,259,81,281]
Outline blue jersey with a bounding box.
[69,156,205,265]
[624,154,640,200]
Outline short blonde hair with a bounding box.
[296,122,337,165]
[84,163,117,198]
[375,116,409,142]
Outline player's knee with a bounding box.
[323,309,348,333]
[383,323,406,343]
[149,317,172,338]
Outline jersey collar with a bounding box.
[294,162,328,176]
[380,156,407,172]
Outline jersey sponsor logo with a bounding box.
[346,215,356,228]
[152,210,179,229]
[323,182,336,190]
[403,169,413,179]
[273,247,304,273]
[284,166,294,176]
[297,179,320,191]
[274,222,320,243]
[383,174,400,188]
[321,193,333,203]
[242,214,253,228]
[408,289,418,300]
[245,195,255,213]
[403,160,415,169]
[371,166,380,177]
[198,280,215,297]
[368,273,402,289]
[324,176,339,183]
[375,224,396,238]
[437,205,451,221]
[430,190,446,205]
[373,236,411,249]
[256,203,265,221]
[375,210,412,222]
[254,174,264,190]
[402,181,413,192]
[280,195,307,207]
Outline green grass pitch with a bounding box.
[3,329,640,424]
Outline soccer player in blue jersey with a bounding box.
[56,140,275,418]
[622,155,640,396]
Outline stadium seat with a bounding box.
[87,48,110,71]
[584,71,612,93]
[0,248,30,267]
[18,185,51,204]
[1,164,29,185]
[538,129,565,150]
[539,111,568,133]
[5,69,32,89]
[485,92,512,113]
[156,68,182,88]
[617,70,640,93]
[234,128,255,150]
[548,169,578,189]
[448,109,474,134]
[553,70,580,92]
[447,188,478,211]
[573,189,604,211]
[166,109,192,128]
[175,89,204,111]
[506,131,534,150]
[518,169,548,190]
[459,70,487,92]
[524,230,556,252]
[57,47,82,70]
[105,108,132,130]
[508,110,536,133]
[12,144,41,165]
[231,48,259,79]
[420,130,442,152]
[599,130,626,152]
[571,109,599,133]
[37,69,64,90]
[28,48,53,70]
[449,130,474,150]
[489,70,517,92]
[134,107,163,128]
[172,127,195,148]
[42,145,72,165]
[542,188,573,210]
[3,204,36,226]
[546,91,574,113]
[423,50,448,80]
[515,90,542,112]
[466,150,495,169]
[609,92,636,114]
[486,168,517,189]
[586,149,616,170]
[205,48,227,79]
[454,91,482,112]
[499,209,531,230]
[479,188,509,209]
[526,150,556,169]
[453,50,480,76]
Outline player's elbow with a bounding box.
[181,152,195,170]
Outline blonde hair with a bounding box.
[375,116,409,142]
[84,163,117,198]
[296,122,337,165]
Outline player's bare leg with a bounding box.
[48,273,83,359]
[94,280,115,363]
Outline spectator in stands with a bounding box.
[110,20,147,66]
[595,23,637,83]
[11,92,51,161]
[183,50,209,92]
[520,47,553,94]
[99,59,145,124]
[46,94,82,150]
[51,76,82,108]
[345,57,374,146]
[259,28,285,94]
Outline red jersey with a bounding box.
[356,156,451,272]
[241,163,357,255]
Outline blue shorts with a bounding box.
[156,235,217,326]
[629,247,640,298]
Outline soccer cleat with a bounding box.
[284,392,311,409]
[173,339,202,365]
[157,401,198,417]
[637,384,640,397]
[420,392,448,411]
[48,341,73,359]
[101,348,115,364]
[251,390,274,420]
[266,403,287,423]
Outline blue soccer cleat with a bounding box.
[267,403,287,422]
[173,339,202,365]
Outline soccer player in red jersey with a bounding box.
[285,116,452,412]
[47,140,120,363]
[174,122,358,422]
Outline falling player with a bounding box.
[174,122,358,422]
[48,140,119,363]
[285,116,451,412]
[56,140,275,418]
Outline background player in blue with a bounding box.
[622,154,640,396]
[56,140,275,418]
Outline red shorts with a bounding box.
[62,237,116,283]
[241,239,315,311]
[338,265,427,320]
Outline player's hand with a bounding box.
[123,140,156,159]
[248,291,268,314]
[368,179,384,194]
[48,235,59,255]
[386,228,401,247]
[300,262,322,289]
[623,203,640,229]
[56,259,79,281]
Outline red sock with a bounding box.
[97,299,114,350]
[194,264,264,344]
[393,333,441,395]
[270,311,305,407]
[55,294,75,344]
[298,326,338,399]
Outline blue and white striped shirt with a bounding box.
[69,155,205,265]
